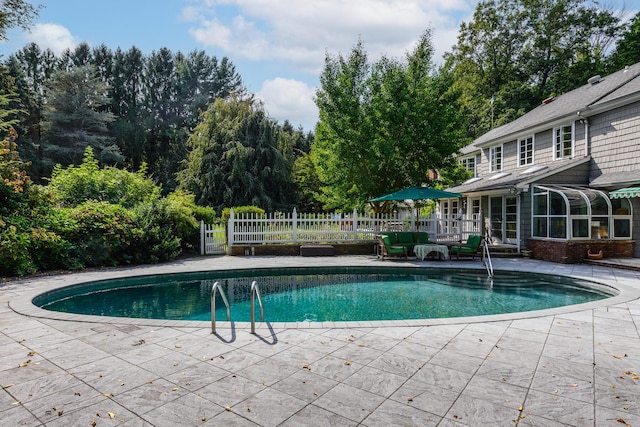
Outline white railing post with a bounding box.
[352,208,358,241]
[227,208,234,255]
[200,220,205,255]
[292,208,297,243]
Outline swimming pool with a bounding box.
[33,266,616,322]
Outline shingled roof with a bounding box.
[468,62,640,149]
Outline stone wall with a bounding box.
[527,239,635,263]
[230,243,377,256]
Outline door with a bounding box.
[489,195,519,245]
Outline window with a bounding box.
[532,185,631,240]
[554,124,574,159]
[518,136,534,166]
[460,156,476,177]
[489,145,502,172]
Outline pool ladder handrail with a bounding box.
[211,281,231,334]
[250,280,264,334]
[481,239,494,279]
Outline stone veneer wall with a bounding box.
[230,243,376,256]
[527,239,635,263]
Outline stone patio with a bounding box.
[1,255,640,426]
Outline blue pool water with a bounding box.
[33,267,615,322]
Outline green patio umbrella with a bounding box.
[369,186,462,202]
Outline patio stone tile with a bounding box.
[0,404,43,426]
[136,392,223,426]
[113,343,172,366]
[197,374,265,408]
[233,387,307,427]
[594,333,640,350]
[21,383,107,424]
[136,349,200,378]
[501,325,549,344]
[369,326,421,340]
[70,358,158,395]
[549,319,594,339]
[595,405,640,427]
[442,336,496,358]
[2,370,85,404]
[44,398,141,426]
[79,329,143,354]
[429,349,485,374]
[267,345,325,369]
[111,378,188,415]
[486,345,542,370]
[367,351,425,378]
[271,368,339,403]
[296,334,348,354]
[361,398,441,427]
[594,349,640,372]
[329,342,384,365]
[280,403,357,427]
[207,348,266,372]
[594,367,640,415]
[496,334,545,354]
[411,362,473,393]
[542,338,594,364]
[313,383,385,423]
[594,339,640,359]
[444,394,522,426]
[509,317,554,334]
[1,359,66,385]
[343,365,407,398]
[595,320,640,339]
[203,409,259,426]
[523,389,595,425]
[236,358,299,387]
[536,355,595,382]
[164,361,229,391]
[475,359,537,388]
[385,339,439,361]
[452,327,502,346]
[306,355,363,382]
[350,331,402,352]
[461,375,528,407]
[408,324,465,347]
[241,339,293,358]
[516,413,575,426]
[389,377,459,416]
[530,370,594,403]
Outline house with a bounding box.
[446,62,640,262]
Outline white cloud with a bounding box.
[187,0,475,73]
[25,23,78,56]
[256,78,318,130]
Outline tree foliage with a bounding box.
[0,0,41,41]
[178,95,298,213]
[313,32,467,212]
[446,0,622,138]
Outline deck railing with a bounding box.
[201,208,482,255]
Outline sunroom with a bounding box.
[528,185,634,262]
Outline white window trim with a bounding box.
[460,156,477,177]
[489,144,503,172]
[518,135,535,167]
[553,123,575,160]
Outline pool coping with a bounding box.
[7,256,640,330]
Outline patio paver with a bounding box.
[1,255,640,426]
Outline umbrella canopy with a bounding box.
[609,187,640,199]
[370,186,462,202]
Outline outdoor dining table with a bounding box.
[414,244,449,261]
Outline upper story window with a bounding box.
[460,156,476,177]
[554,124,574,159]
[489,145,502,172]
[518,136,534,166]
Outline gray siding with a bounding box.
[589,101,640,181]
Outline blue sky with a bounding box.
[0,0,633,131]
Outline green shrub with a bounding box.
[28,226,79,271]
[131,198,183,264]
[49,147,160,208]
[220,205,265,223]
[0,220,36,276]
[56,201,140,267]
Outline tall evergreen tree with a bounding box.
[178,95,296,212]
[43,65,120,169]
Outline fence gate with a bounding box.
[200,221,227,255]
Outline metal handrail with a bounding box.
[250,280,264,334]
[482,239,494,278]
[211,281,230,334]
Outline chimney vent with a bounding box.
[588,75,602,85]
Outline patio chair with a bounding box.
[377,234,408,260]
[450,235,483,260]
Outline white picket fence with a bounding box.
[201,208,482,255]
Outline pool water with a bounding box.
[33,267,615,322]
